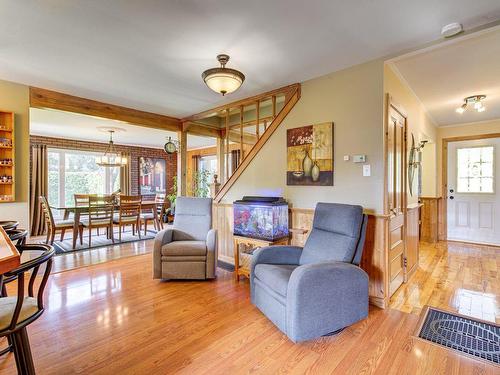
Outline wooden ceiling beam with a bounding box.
[30,87,182,132]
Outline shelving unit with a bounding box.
[0,111,15,202]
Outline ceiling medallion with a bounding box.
[456,95,486,114]
[96,130,127,167]
[202,54,245,96]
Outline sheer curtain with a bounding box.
[30,144,48,236]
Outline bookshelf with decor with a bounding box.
[0,111,15,202]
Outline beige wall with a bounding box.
[437,118,500,194]
[0,79,30,228]
[221,59,386,214]
[383,64,438,200]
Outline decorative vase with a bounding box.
[303,150,313,177]
[311,161,320,182]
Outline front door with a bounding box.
[447,137,500,245]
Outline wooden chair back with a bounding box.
[74,194,91,207]
[118,195,142,221]
[88,195,114,225]
[39,196,55,229]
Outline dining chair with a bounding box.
[40,196,83,245]
[140,197,160,235]
[154,193,169,230]
[81,195,115,247]
[0,243,54,374]
[113,195,142,241]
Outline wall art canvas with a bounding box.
[139,157,166,195]
[286,122,333,186]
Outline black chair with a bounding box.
[0,244,54,374]
[6,228,28,246]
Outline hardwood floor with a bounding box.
[390,241,499,323]
[0,241,497,374]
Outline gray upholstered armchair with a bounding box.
[153,197,217,280]
[251,203,368,342]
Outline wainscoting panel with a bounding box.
[419,197,440,243]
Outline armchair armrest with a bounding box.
[206,229,217,279]
[153,228,174,278]
[250,245,302,301]
[251,245,303,269]
[286,262,368,342]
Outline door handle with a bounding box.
[449,196,454,200]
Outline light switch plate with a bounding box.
[363,164,371,177]
[343,155,350,161]
[353,155,366,163]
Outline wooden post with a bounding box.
[255,100,260,140]
[239,105,244,160]
[272,95,276,118]
[216,136,225,184]
[177,129,187,196]
[225,109,230,179]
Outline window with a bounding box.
[456,146,494,193]
[48,148,121,207]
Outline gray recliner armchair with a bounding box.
[153,197,217,280]
[251,202,368,342]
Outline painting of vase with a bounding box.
[286,122,333,186]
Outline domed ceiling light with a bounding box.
[202,54,245,96]
[456,95,486,114]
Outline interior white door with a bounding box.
[447,137,500,245]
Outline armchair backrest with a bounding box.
[299,203,366,265]
[173,197,212,241]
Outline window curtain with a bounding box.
[30,144,48,236]
[119,153,131,195]
[231,149,241,175]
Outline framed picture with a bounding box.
[139,157,167,195]
[286,122,334,186]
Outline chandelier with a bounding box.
[202,54,245,96]
[456,95,486,114]
[96,130,127,167]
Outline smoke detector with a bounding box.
[441,23,463,38]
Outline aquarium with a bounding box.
[233,196,289,241]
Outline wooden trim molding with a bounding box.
[30,87,182,132]
[214,85,301,203]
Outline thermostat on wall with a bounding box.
[353,155,366,163]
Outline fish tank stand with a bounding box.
[233,235,289,281]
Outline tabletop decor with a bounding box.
[286,122,334,186]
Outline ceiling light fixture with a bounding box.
[456,95,486,114]
[202,54,245,96]
[96,130,127,167]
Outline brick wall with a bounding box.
[30,135,177,197]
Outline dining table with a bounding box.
[51,200,159,249]
[0,226,20,275]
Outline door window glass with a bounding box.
[456,146,494,193]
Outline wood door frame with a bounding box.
[440,132,500,241]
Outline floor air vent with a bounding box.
[416,307,499,365]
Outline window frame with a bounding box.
[48,147,121,206]
[455,145,495,194]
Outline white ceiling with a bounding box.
[30,108,216,149]
[1,1,500,118]
[393,27,500,126]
